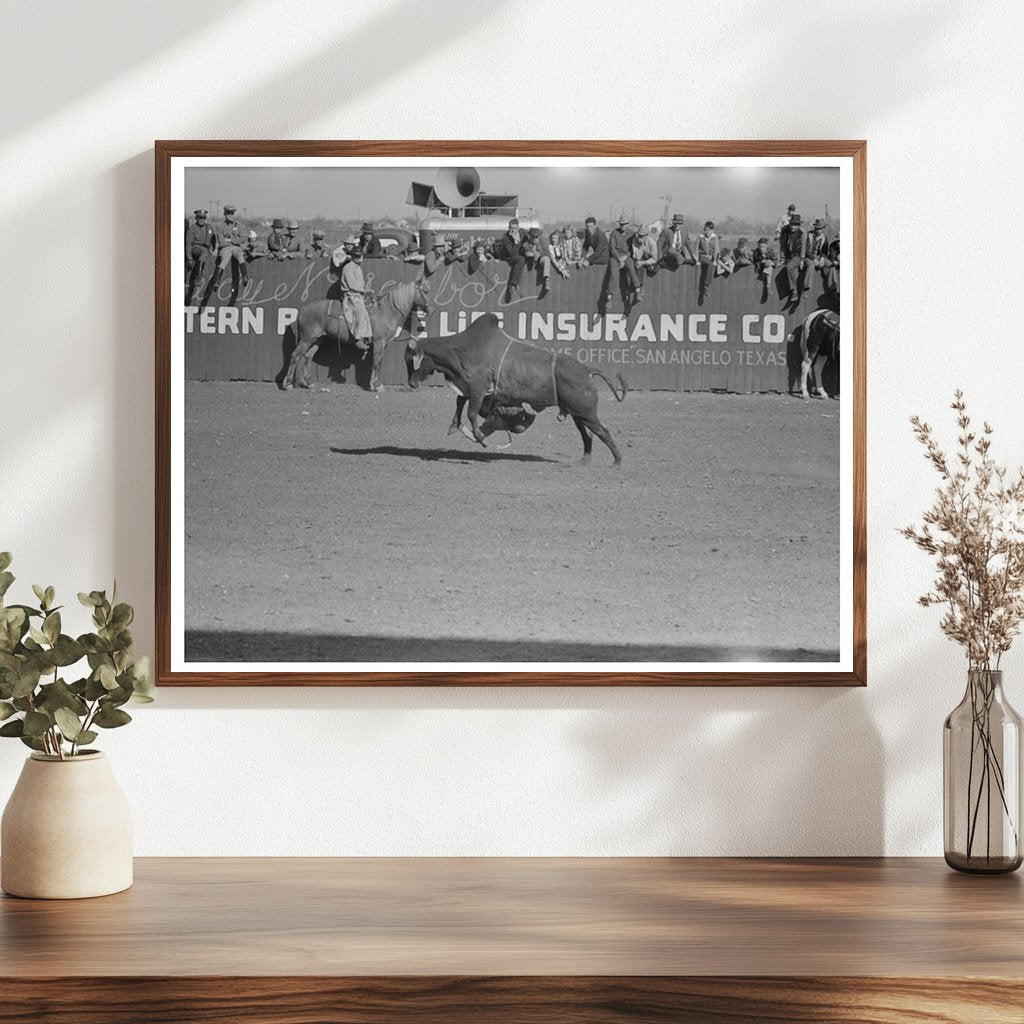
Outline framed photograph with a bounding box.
[156,141,865,686]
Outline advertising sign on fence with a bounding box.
[184,256,833,393]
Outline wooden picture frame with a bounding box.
[156,140,866,686]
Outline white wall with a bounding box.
[2,0,1023,856]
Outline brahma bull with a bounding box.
[405,314,626,465]
[796,308,840,400]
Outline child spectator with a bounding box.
[753,237,777,281]
[715,245,735,277]
[548,230,571,279]
[267,218,287,260]
[562,224,583,265]
[732,237,752,269]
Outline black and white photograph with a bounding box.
[160,146,861,683]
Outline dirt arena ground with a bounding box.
[184,380,841,664]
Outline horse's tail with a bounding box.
[589,369,627,402]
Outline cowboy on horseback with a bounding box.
[331,235,373,352]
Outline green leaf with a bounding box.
[83,675,108,701]
[28,627,49,646]
[98,663,118,690]
[50,635,85,667]
[0,607,27,651]
[0,700,15,721]
[19,734,45,752]
[78,592,100,608]
[36,678,88,717]
[32,584,47,608]
[44,586,55,608]
[103,685,132,709]
[0,552,11,573]
[0,651,20,674]
[0,572,14,601]
[92,705,131,729]
[0,718,25,737]
[42,611,60,644]
[11,664,42,699]
[74,730,98,746]
[54,707,85,742]
[110,603,134,630]
[22,710,51,738]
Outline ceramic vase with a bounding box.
[1,751,133,898]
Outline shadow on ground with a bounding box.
[330,445,555,464]
[185,631,839,664]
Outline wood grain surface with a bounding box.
[3,857,1021,1023]
[155,139,867,687]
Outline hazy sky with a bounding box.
[184,165,839,225]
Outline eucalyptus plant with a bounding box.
[0,552,153,759]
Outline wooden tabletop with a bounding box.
[2,856,1022,978]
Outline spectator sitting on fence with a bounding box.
[548,230,571,280]
[185,208,215,305]
[420,236,446,277]
[523,226,554,299]
[820,234,840,298]
[267,218,287,259]
[753,236,777,281]
[732,237,752,269]
[493,217,528,302]
[561,224,583,265]
[806,218,828,266]
[605,215,638,308]
[444,237,468,264]
[632,223,660,280]
[715,244,735,278]
[359,222,383,258]
[281,220,302,259]
[580,215,609,266]
[468,240,491,276]
[775,203,797,243]
[779,212,809,304]
[243,229,267,263]
[695,220,720,302]
[305,229,329,259]
[659,213,694,269]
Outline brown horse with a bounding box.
[281,278,431,393]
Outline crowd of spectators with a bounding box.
[186,205,839,310]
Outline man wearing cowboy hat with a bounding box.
[659,213,694,270]
[336,234,373,351]
[775,203,798,243]
[605,214,637,307]
[779,211,809,304]
[305,228,329,259]
[185,209,215,305]
[282,219,302,259]
[205,203,249,305]
[806,218,828,265]
[267,218,287,259]
[359,222,383,258]
[422,234,447,278]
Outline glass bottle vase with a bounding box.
[944,669,1023,873]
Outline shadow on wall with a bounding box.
[144,683,884,856]
[572,687,884,855]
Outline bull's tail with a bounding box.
[589,369,627,402]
